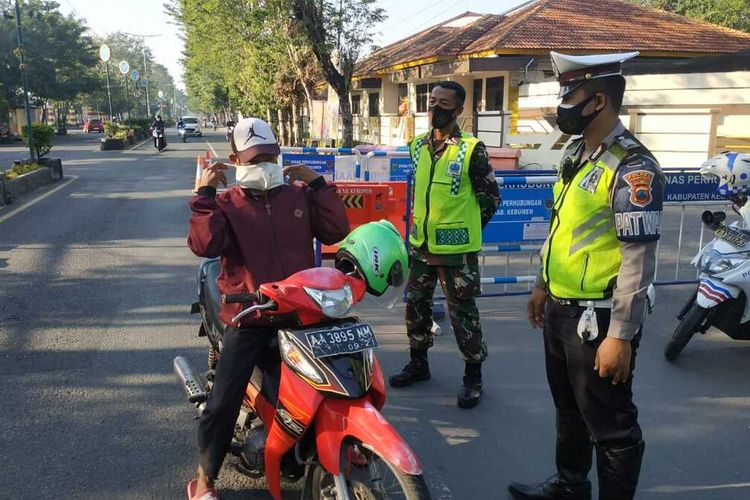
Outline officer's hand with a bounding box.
[594,337,632,384]
[200,162,229,189]
[527,287,547,329]
[283,164,321,184]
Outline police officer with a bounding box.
[508,52,664,500]
[389,81,500,409]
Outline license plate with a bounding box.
[305,324,378,359]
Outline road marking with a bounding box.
[0,175,79,225]
[203,136,219,159]
[131,137,152,150]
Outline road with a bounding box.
[1,129,750,499]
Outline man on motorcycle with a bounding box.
[186,117,349,499]
[151,114,166,149]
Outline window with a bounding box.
[485,77,505,111]
[368,92,380,117]
[416,82,437,113]
[351,94,361,115]
[473,79,483,114]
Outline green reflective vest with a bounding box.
[409,132,482,254]
[541,141,631,299]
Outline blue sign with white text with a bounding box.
[663,171,721,203]
[390,157,413,181]
[483,184,554,243]
[282,153,336,181]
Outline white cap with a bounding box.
[551,51,640,97]
[231,117,280,158]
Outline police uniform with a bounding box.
[509,52,664,500]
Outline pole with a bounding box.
[14,0,35,161]
[105,61,113,121]
[125,76,129,119]
[141,37,150,117]
[173,85,177,119]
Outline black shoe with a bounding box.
[389,349,430,388]
[596,441,645,500]
[508,475,591,500]
[457,362,482,408]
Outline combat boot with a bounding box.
[457,362,483,409]
[596,441,645,500]
[508,411,593,500]
[389,348,430,388]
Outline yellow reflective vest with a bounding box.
[409,132,482,254]
[541,140,631,299]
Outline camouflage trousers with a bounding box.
[405,256,488,363]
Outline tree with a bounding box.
[631,0,750,32]
[291,0,386,147]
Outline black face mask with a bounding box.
[556,93,603,135]
[430,105,457,130]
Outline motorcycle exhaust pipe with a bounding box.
[173,356,207,404]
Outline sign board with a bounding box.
[390,157,413,181]
[130,69,140,81]
[664,171,722,203]
[158,90,164,99]
[118,60,129,75]
[134,90,141,98]
[99,44,110,63]
[483,184,554,243]
[281,153,335,182]
[140,77,148,88]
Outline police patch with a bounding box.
[578,167,604,193]
[622,170,655,207]
[447,161,462,178]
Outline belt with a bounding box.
[550,296,613,309]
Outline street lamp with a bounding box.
[99,43,113,121]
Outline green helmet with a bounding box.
[335,220,408,297]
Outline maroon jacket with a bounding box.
[188,178,349,327]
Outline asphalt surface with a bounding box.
[1,129,750,499]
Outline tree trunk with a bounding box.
[277,108,287,146]
[292,101,301,146]
[337,85,353,148]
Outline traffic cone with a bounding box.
[193,154,204,193]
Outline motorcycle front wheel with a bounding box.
[664,303,709,361]
[308,440,431,500]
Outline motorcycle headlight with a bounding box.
[701,249,745,274]
[278,331,326,384]
[304,284,354,318]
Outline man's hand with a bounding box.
[200,162,229,189]
[527,287,547,329]
[594,337,632,384]
[283,164,321,184]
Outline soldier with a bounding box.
[389,81,500,409]
[508,52,664,500]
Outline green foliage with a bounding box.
[104,123,132,140]
[20,123,54,158]
[631,0,750,32]
[123,118,152,135]
[2,162,41,180]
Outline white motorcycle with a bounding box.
[665,153,750,360]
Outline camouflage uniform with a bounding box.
[405,127,500,363]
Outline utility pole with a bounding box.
[124,33,161,118]
[14,0,35,161]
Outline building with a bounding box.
[315,0,750,168]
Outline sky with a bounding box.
[58,0,528,91]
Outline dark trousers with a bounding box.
[197,326,272,479]
[405,256,487,362]
[543,299,642,447]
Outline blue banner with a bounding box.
[483,184,554,243]
[664,171,721,203]
[390,157,413,181]
[281,153,336,181]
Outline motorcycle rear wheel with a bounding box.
[308,441,431,500]
[664,303,709,361]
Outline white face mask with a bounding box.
[235,162,284,191]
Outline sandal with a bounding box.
[187,479,221,500]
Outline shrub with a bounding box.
[2,162,41,180]
[104,123,132,140]
[20,124,55,158]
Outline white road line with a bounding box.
[131,137,152,150]
[0,176,79,225]
[203,136,219,159]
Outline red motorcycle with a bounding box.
[175,221,430,500]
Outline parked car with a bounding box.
[84,119,104,133]
[180,116,202,137]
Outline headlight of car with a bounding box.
[278,331,326,384]
[304,284,354,318]
[701,249,746,274]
